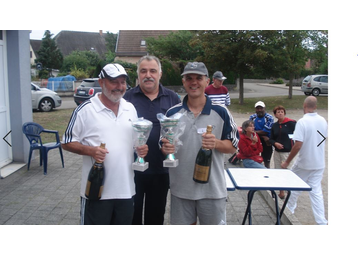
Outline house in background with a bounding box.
[54,30,108,57]
[115,30,174,64]
[30,30,176,71]
[30,39,42,77]
[30,30,108,62]
[30,31,109,78]
[30,39,41,65]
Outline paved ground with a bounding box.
[0,148,281,225]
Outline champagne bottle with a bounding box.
[193,125,213,184]
[85,143,105,200]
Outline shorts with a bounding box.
[170,194,226,225]
[273,151,296,169]
[80,197,134,225]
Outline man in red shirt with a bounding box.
[205,71,230,106]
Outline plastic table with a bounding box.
[226,168,312,225]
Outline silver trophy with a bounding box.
[157,113,184,168]
[132,118,153,171]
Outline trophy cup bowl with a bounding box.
[132,119,152,171]
[161,118,180,167]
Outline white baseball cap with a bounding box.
[99,63,128,80]
[255,101,265,108]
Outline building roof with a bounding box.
[116,30,174,57]
[30,39,42,58]
[54,30,108,57]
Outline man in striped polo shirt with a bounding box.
[205,71,231,106]
[161,62,239,225]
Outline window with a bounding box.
[0,30,3,40]
[320,76,328,83]
[140,40,146,47]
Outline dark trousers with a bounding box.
[132,172,170,225]
[83,198,134,225]
[260,137,273,168]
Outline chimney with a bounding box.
[99,30,103,36]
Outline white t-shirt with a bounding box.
[62,94,138,199]
[292,112,327,170]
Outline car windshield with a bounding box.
[303,76,311,82]
[31,83,40,90]
[81,80,99,87]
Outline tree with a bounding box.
[104,31,118,63]
[62,50,101,78]
[35,30,63,77]
[146,31,203,62]
[145,30,328,101]
[192,30,267,105]
[307,30,328,74]
[277,30,310,98]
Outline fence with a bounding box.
[33,80,81,92]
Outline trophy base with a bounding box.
[132,162,148,172]
[163,159,179,168]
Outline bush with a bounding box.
[70,65,88,80]
[114,60,137,86]
[160,59,182,86]
[271,78,284,84]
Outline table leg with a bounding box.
[279,190,291,219]
[271,191,281,225]
[242,190,257,225]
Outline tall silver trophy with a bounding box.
[132,118,153,171]
[157,113,184,168]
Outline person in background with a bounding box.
[161,62,239,225]
[281,96,328,225]
[249,101,274,168]
[205,71,230,106]
[62,63,148,225]
[123,56,181,225]
[236,120,265,168]
[269,105,296,199]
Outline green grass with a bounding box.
[228,95,328,114]
[33,108,74,144]
[33,95,328,143]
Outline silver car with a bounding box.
[301,75,328,96]
[31,83,62,112]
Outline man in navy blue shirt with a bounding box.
[249,101,274,168]
[123,56,181,224]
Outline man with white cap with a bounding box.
[205,71,231,106]
[249,101,274,168]
[62,63,148,225]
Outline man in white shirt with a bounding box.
[282,96,328,225]
[62,63,148,225]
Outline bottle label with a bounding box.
[193,165,210,182]
[85,180,91,197]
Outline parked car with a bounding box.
[301,75,328,96]
[31,83,62,112]
[74,78,132,106]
